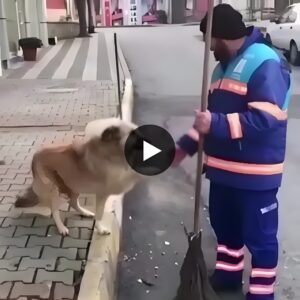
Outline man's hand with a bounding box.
[193,110,212,134]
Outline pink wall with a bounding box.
[46,0,66,9]
[195,0,208,19]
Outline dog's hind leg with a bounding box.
[95,194,110,235]
[53,209,69,236]
[69,193,95,218]
[51,192,69,236]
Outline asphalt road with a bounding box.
[116,25,300,300]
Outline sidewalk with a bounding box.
[0,31,119,299]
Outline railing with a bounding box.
[114,33,125,119]
[113,32,133,121]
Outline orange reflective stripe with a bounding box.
[206,156,283,175]
[248,102,288,120]
[187,128,199,142]
[216,261,244,272]
[251,268,277,278]
[217,245,244,258]
[210,80,221,93]
[227,113,243,139]
[249,284,275,295]
[220,79,248,95]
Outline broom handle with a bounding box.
[193,0,214,233]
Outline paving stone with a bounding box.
[57,258,82,271]
[0,191,18,198]
[27,235,62,247]
[0,204,13,211]
[0,257,20,270]
[54,283,75,300]
[33,217,56,227]
[0,226,16,237]
[78,249,87,260]
[36,270,74,285]
[48,226,79,238]
[0,282,12,299]
[14,226,47,237]
[0,247,7,259]
[1,177,25,185]
[10,184,29,191]
[0,185,9,191]
[65,213,81,221]
[2,217,33,227]
[80,228,93,240]
[5,246,42,259]
[0,268,35,283]
[0,236,28,247]
[10,282,52,299]
[0,210,22,218]
[42,247,77,260]
[66,219,94,229]
[62,237,89,249]
[19,258,56,271]
[1,196,15,204]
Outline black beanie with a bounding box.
[200,4,247,40]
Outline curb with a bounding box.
[78,33,133,300]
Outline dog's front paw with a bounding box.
[95,221,111,235]
[57,225,69,236]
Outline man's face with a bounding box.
[210,37,231,62]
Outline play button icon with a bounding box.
[143,141,161,162]
[124,125,176,176]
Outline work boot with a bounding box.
[209,275,243,293]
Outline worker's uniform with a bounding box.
[177,27,291,300]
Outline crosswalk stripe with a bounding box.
[52,38,82,80]
[82,34,99,81]
[22,41,65,79]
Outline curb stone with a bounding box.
[78,31,134,300]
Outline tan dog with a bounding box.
[15,118,143,236]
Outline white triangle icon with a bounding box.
[143,141,162,162]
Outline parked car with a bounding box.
[266,4,300,66]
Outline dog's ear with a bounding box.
[101,126,121,142]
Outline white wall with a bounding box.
[0,0,10,60]
[3,0,19,54]
[47,9,67,21]
[25,0,39,37]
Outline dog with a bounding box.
[15,118,143,236]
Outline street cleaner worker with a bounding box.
[173,4,291,300]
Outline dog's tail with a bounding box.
[15,186,39,208]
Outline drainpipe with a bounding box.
[0,0,10,64]
[260,0,264,20]
[37,0,48,47]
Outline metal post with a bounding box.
[114,33,123,120]
[193,0,214,233]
